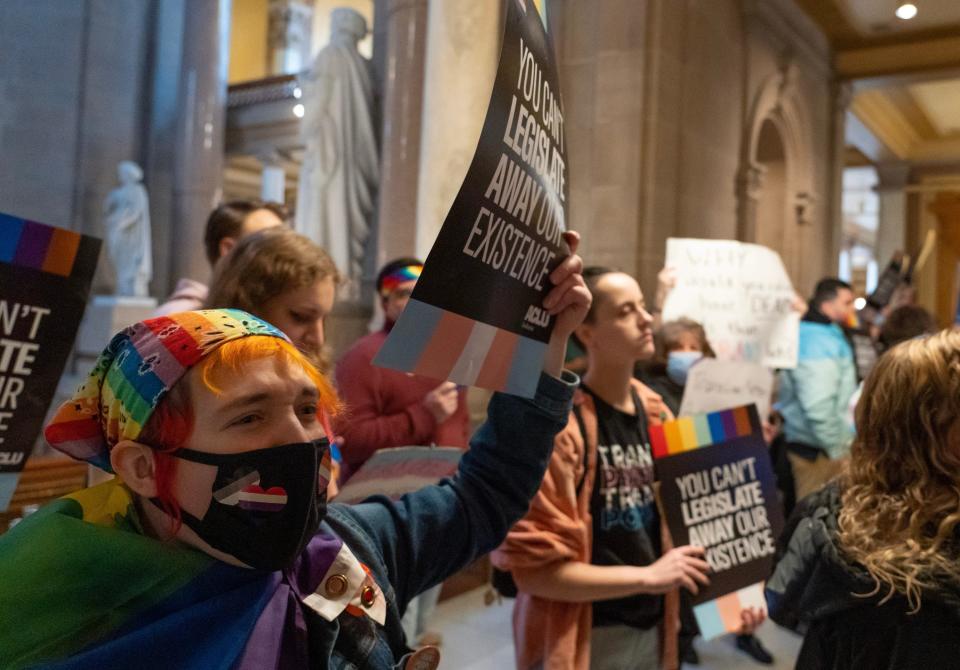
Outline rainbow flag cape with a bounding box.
[0,481,344,669]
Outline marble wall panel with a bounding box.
[0,2,86,228]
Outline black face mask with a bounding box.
[157,438,330,571]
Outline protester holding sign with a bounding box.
[0,229,590,667]
[777,278,857,501]
[335,258,469,482]
[638,319,775,665]
[767,329,960,669]
[375,0,570,399]
[493,268,764,670]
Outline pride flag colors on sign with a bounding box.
[0,213,101,510]
[0,213,90,277]
[653,405,784,639]
[374,0,568,398]
[334,446,462,505]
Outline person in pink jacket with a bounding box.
[334,258,470,480]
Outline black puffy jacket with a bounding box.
[765,483,960,669]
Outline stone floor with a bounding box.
[431,587,803,669]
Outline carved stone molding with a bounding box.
[737,66,818,242]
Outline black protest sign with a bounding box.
[374,0,568,398]
[0,214,100,510]
[412,0,567,339]
[653,405,784,606]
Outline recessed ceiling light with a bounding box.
[854,297,867,311]
[895,3,918,20]
[293,103,305,118]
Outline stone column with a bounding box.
[827,82,853,277]
[874,162,911,266]
[373,0,429,266]
[169,0,232,286]
[414,0,502,260]
[268,0,315,75]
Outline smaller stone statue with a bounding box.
[104,161,152,297]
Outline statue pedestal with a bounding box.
[76,295,159,358]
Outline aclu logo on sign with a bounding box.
[523,305,551,330]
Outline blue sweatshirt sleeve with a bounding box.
[332,371,576,610]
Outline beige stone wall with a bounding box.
[549,0,841,301]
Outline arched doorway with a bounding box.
[737,64,817,290]
[754,119,792,275]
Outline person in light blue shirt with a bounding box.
[778,278,857,501]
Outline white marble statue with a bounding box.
[295,7,379,284]
[104,161,152,297]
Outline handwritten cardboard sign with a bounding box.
[0,214,101,510]
[652,405,784,639]
[374,0,567,398]
[679,359,774,421]
[662,238,799,369]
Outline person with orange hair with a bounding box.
[0,233,589,668]
[767,328,960,668]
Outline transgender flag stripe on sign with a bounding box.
[374,299,546,397]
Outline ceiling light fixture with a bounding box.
[293,103,305,118]
[895,3,918,20]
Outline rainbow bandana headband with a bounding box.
[378,264,422,297]
[44,309,287,472]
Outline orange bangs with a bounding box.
[196,336,341,419]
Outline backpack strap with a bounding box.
[572,402,592,497]
[630,386,651,438]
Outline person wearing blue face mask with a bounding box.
[636,319,713,417]
[636,318,775,666]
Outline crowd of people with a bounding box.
[0,197,956,670]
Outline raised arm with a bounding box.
[331,233,590,608]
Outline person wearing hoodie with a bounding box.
[767,328,960,669]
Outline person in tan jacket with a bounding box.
[493,268,761,670]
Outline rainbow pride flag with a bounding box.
[0,480,351,669]
[0,213,87,277]
[650,405,761,459]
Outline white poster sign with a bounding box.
[678,359,775,421]
[662,238,799,369]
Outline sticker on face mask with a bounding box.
[214,471,260,504]
[213,472,289,512]
[236,485,288,512]
[317,450,332,494]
